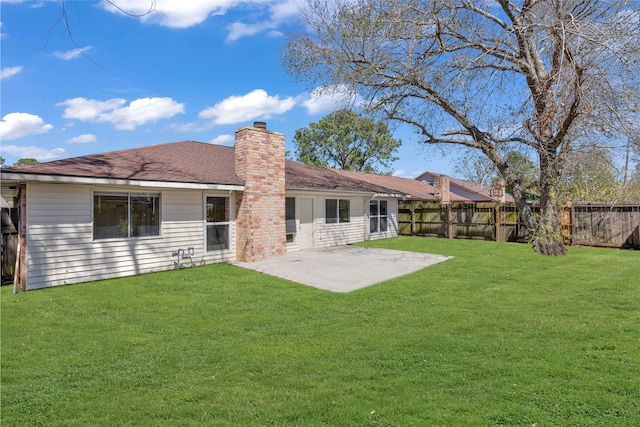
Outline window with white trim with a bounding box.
[369,200,388,233]
[325,198,350,223]
[93,192,160,239]
[206,196,230,251]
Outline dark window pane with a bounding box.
[339,199,350,223]
[286,197,296,221]
[325,199,337,223]
[380,200,387,216]
[94,194,128,239]
[207,197,227,222]
[370,200,378,216]
[380,217,388,232]
[370,217,379,233]
[207,224,229,251]
[131,195,160,237]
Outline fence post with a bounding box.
[410,202,416,236]
[495,204,501,242]
[447,203,453,239]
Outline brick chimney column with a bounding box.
[234,123,287,262]
[434,175,450,204]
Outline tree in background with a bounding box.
[293,109,401,174]
[284,0,639,255]
[456,150,540,195]
[13,158,39,166]
[558,148,619,202]
[454,151,496,187]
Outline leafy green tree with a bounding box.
[0,156,5,168]
[13,158,39,166]
[293,109,400,174]
[284,0,639,255]
[559,148,620,202]
[503,151,539,195]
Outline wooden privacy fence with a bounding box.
[398,201,640,249]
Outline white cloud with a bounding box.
[1,144,65,161]
[226,0,300,42]
[0,112,54,140]
[302,85,363,115]
[199,89,295,125]
[58,98,125,121]
[54,46,93,60]
[208,134,234,145]
[270,0,300,22]
[226,21,269,42]
[100,0,237,28]
[0,66,23,80]
[67,133,97,144]
[99,0,300,39]
[57,97,185,130]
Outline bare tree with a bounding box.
[284,0,640,255]
[455,150,498,187]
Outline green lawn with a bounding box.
[2,237,638,426]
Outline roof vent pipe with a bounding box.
[253,121,267,129]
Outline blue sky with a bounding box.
[0,0,457,177]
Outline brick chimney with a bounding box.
[434,174,450,204]
[234,122,287,262]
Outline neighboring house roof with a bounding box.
[331,169,439,201]
[415,171,515,203]
[3,141,243,186]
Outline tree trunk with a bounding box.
[533,202,567,256]
[533,149,568,256]
[499,146,567,256]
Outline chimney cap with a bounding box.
[253,121,267,129]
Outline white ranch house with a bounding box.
[0,123,441,290]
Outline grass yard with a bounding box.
[1,237,639,426]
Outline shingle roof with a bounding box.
[2,141,406,195]
[3,141,243,186]
[6,141,500,201]
[330,169,438,201]
[285,161,396,194]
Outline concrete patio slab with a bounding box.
[234,245,452,292]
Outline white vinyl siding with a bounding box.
[283,193,401,250]
[282,193,366,249]
[24,183,236,289]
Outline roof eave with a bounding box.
[285,187,402,197]
[0,172,244,191]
